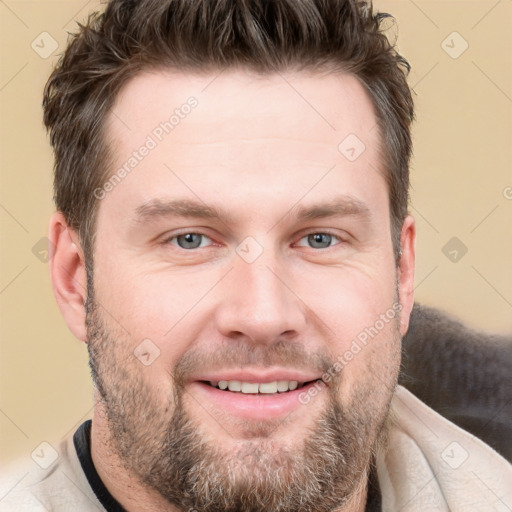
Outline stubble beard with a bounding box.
[85,294,400,512]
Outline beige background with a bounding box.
[0,0,511,469]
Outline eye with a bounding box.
[296,232,342,249]
[168,233,213,250]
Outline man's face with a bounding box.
[86,69,413,511]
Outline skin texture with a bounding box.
[49,69,416,512]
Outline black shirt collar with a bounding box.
[73,420,127,512]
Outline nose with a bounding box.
[214,253,307,345]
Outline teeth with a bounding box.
[228,381,242,392]
[277,380,289,392]
[210,380,301,394]
[259,382,278,394]
[241,382,259,394]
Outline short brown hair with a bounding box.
[43,0,414,267]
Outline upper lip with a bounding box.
[191,369,323,384]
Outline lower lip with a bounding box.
[189,381,324,421]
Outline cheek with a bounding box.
[327,311,401,402]
[95,254,205,330]
[295,259,398,341]
[92,262,225,379]
[295,262,400,390]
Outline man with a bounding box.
[1,0,510,511]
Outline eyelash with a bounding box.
[163,230,345,250]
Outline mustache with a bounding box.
[171,339,337,387]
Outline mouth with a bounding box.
[201,379,318,394]
[190,376,326,422]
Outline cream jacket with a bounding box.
[1,386,510,511]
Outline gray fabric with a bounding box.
[400,304,512,462]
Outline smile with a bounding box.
[191,378,325,421]
[205,380,315,394]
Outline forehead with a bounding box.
[100,68,386,225]
[108,67,380,149]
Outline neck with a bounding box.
[90,402,180,512]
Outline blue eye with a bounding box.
[171,233,212,249]
[297,233,341,249]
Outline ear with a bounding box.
[48,212,88,342]
[397,215,416,336]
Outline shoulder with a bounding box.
[379,386,512,511]
[0,429,104,512]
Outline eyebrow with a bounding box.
[135,199,231,223]
[291,196,371,221]
[133,195,371,225]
